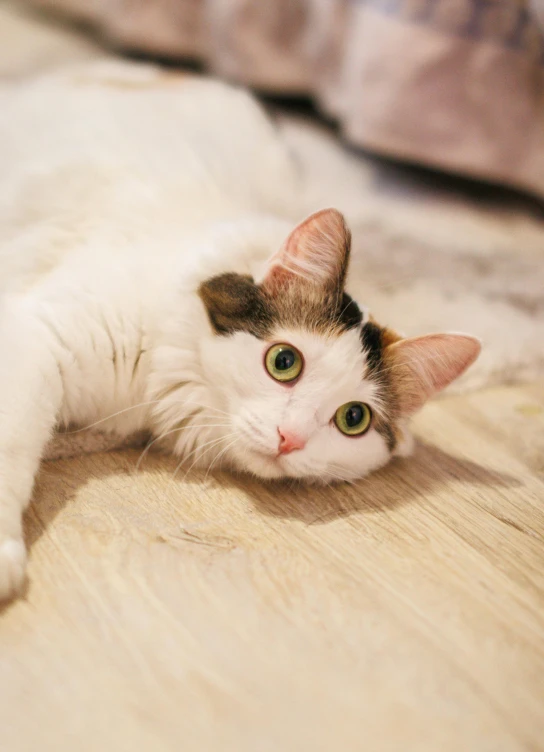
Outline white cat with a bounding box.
[0,61,480,599]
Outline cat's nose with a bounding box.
[277,428,306,455]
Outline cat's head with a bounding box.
[197,208,480,482]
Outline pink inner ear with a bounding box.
[263,208,350,292]
[386,333,481,416]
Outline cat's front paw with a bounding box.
[0,538,27,601]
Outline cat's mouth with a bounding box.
[235,444,290,478]
[249,447,282,463]
[231,425,310,478]
[239,444,314,480]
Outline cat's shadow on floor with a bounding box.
[227,441,520,525]
[23,439,520,556]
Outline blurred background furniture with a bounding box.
[20,0,544,197]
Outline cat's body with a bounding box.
[0,62,300,461]
[0,61,480,599]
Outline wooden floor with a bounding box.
[0,381,542,751]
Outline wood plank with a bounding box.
[0,383,543,751]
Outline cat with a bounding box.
[0,60,480,599]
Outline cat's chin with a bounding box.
[236,448,290,480]
[230,446,324,483]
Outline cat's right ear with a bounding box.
[261,208,351,296]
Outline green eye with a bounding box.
[334,402,372,436]
[265,344,303,383]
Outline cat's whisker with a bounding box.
[135,422,232,471]
[62,399,164,433]
[288,477,302,492]
[322,467,350,485]
[188,403,231,418]
[154,398,232,419]
[177,437,230,483]
[204,436,240,480]
[182,433,235,470]
[62,396,231,434]
[201,433,239,471]
[173,432,238,481]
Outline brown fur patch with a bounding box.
[360,320,404,451]
[199,211,359,338]
[374,418,397,452]
[379,326,402,349]
[199,273,363,339]
[198,273,273,338]
[198,272,362,339]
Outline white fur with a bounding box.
[0,61,396,598]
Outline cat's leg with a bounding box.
[0,300,63,600]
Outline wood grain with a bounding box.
[1,382,543,752]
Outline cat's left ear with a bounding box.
[262,208,351,295]
[385,333,481,416]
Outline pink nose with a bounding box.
[277,429,306,455]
